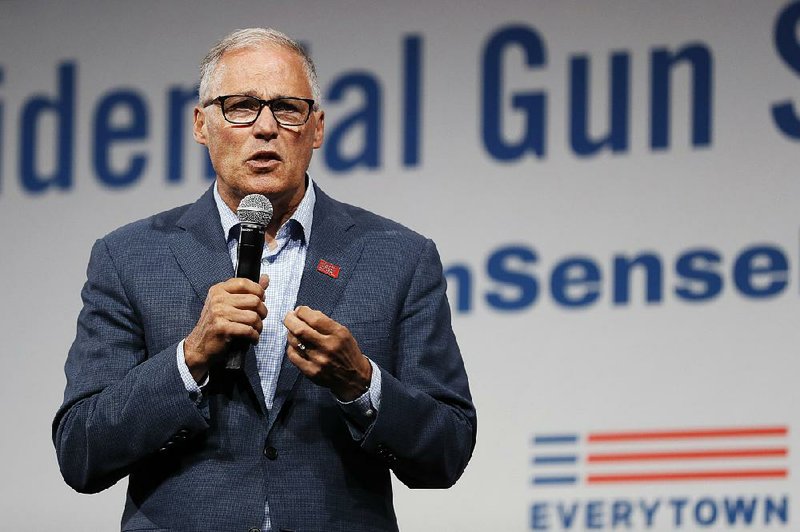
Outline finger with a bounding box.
[220,319,262,344]
[222,308,265,331]
[285,332,308,357]
[226,293,267,311]
[283,310,327,346]
[226,295,268,321]
[286,344,319,376]
[286,340,308,360]
[293,306,341,335]
[256,302,268,320]
[286,331,301,348]
[222,291,268,319]
[221,277,266,297]
[259,274,270,291]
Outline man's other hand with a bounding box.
[284,306,372,401]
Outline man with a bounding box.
[54,28,476,532]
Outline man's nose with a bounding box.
[252,106,279,138]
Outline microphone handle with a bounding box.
[226,222,266,370]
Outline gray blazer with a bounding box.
[53,184,476,532]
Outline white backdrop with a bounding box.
[2,1,800,530]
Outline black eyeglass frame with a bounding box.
[204,95,316,126]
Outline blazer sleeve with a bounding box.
[360,238,477,488]
[52,238,210,494]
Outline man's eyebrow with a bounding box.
[228,90,302,100]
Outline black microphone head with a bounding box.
[237,194,273,227]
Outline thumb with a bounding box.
[259,274,270,290]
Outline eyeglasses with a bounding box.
[204,95,316,126]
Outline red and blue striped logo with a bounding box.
[532,425,789,486]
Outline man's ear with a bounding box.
[312,110,325,149]
[193,106,208,145]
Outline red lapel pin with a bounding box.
[317,259,341,279]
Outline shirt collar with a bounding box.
[213,177,316,243]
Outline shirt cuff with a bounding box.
[177,339,208,405]
[335,358,382,438]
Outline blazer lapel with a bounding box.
[168,186,268,413]
[267,185,365,434]
[169,187,233,301]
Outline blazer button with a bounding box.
[158,440,175,453]
[248,528,261,532]
[263,445,278,460]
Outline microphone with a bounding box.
[225,194,273,370]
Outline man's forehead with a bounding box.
[219,43,302,69]
[214,45,310,93]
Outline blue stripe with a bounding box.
[532,476,578,486]
[533,434,579,445]
[533,455,578,465]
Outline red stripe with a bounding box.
[588,447,788,462]
[587,469,788,484]
[589,426,787,442]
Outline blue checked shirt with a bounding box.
[176,179,382,531]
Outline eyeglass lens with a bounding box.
[222,96,310,126]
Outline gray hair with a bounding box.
[198,28,321,108]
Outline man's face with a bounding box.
[193,44,324,211]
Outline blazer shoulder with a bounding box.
[324,193,430,246]
[100,201,194,250]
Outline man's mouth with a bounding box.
[246,151,281,169]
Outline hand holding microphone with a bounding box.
[226,194,273,369]
[183,194,273,380]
